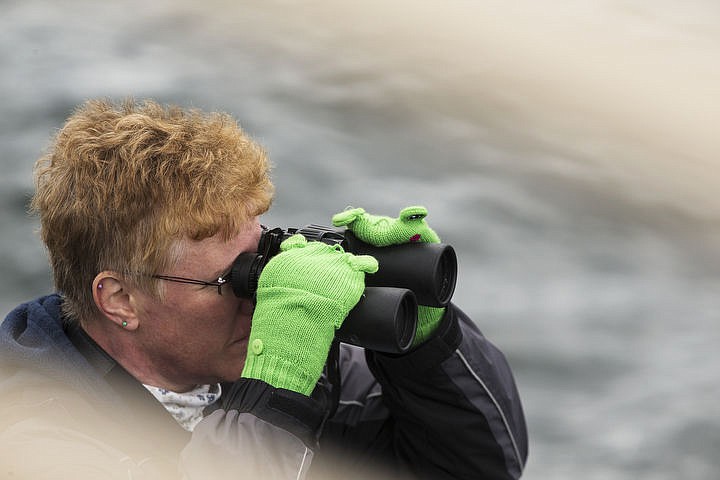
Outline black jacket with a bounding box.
[0,294,527,479]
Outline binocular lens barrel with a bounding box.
[342,232,457,308]
[336,287,417,353]
[229,252,264,300]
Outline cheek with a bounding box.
[199,300,237,327]
[238,298,255,317]
[204,297,252,336]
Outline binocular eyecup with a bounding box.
[229,224,457,354]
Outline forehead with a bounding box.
[171,220,261,275]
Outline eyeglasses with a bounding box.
[151,225,267,296]
[152,270,231,296]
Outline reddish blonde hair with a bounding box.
[31,99,274,324]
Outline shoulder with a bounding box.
[2,293,64,336]
[0,293,103,394]
[1,293,68,355]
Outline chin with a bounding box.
[219,350,248,382]
[221,367,246,383]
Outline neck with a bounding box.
[83,320,195,393]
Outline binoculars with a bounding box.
[228,224,457,354]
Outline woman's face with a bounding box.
[130,220,263,391]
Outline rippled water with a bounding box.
[2,1,719,478]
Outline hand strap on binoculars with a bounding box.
[325,339,342,420]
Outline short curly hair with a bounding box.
[31,98,274,325]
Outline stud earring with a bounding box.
[97,283,103,289]
[122,321,128,328]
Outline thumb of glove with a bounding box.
[346,253,379,274]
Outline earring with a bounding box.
[122,321,128,328]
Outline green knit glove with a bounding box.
[332,205,440,246]
[242,234,378,396]
[332,206,445,347]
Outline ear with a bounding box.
[92,271,140,331]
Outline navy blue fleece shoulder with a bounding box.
[1,294,100,388]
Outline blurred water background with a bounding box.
[1,0,719,478]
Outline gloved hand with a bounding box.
[331,205,440,246]
[242,234,378,396]
[332,206,445,347]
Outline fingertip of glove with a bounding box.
[332,207,366,227]
[280,233,307,250]
[399,206,428,222]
